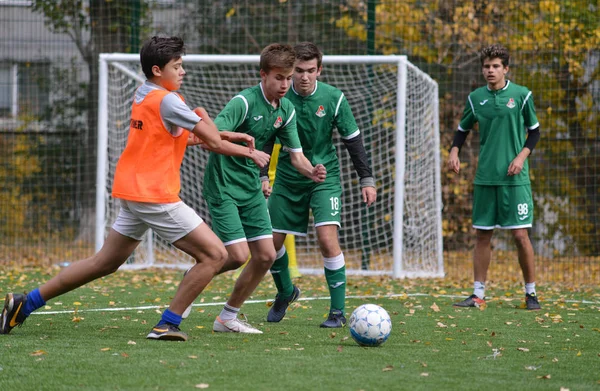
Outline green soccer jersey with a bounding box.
[459,80,539,186]
[203,84,302,203]
[275,81,359,186]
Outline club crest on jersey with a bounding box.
[506,98,516,109]
[273,116,283,129]
[315,105,326,117]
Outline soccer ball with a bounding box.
[349,304,392,347]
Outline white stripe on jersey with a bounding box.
[283,109,295,127]
[341,129,360,140]
[467,94,475,115]
[334,93,344,117]
[233,95,249,120]
[521,91,532,111]
[521,91,539,130]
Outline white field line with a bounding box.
[32,293,600,315]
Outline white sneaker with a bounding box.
[213,316,263,334]
[181,267,193,319]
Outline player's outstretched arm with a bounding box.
[190,107,221,149]
[219,131,255,151]
[189,108,268,167]
[289,152,326,183]
[201,141,270,168]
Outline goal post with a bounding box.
[96,53,444,278]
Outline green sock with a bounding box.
[270,249,294,297]
[325,265,346,314]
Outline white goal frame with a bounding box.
[96,53,444,278]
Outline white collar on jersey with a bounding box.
[291,80,319,97]
[259,82,282,108]
[486,80,511,92]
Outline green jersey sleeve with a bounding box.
[521,91,539,130]
[277,102,302,152]
[214,95,248,131]
[334,94,359,139]
[458,95,476,131]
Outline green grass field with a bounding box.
[0,267,599,390]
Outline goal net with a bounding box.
[97,54,443,278]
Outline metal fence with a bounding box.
[0,0,598,284]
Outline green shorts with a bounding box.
[472,184,533,230]
[268,180,342,236]
[206,191,272,245]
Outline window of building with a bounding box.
[0,62,50,119]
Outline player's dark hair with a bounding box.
[480,44,509,67]
[260,43,295,73]
[294,42,323,68]
[140,36,186,79]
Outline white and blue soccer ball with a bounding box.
[349,304,392,347]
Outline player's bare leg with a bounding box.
[316,225,341,258]
[512,228,535,283]
[273,232,286,252]
[182,239,247,322]
[228,238,276,308]
[217,241,250,274]
[39,229,141,301]
[147,223,227,341]
[169,223,228,314]
[512,228,540,309]
[2,230,141,335]
[454,229,493,308]
[473,229,494,283]
[213,239,275,333]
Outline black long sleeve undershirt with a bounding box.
[450,130,469,152]
[524,126,540,152]
[450,126,541,154]
[342,133,375,187]
[260,133,375,188]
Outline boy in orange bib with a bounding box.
[0,36,270,341]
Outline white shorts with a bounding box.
[112,199,203,243]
